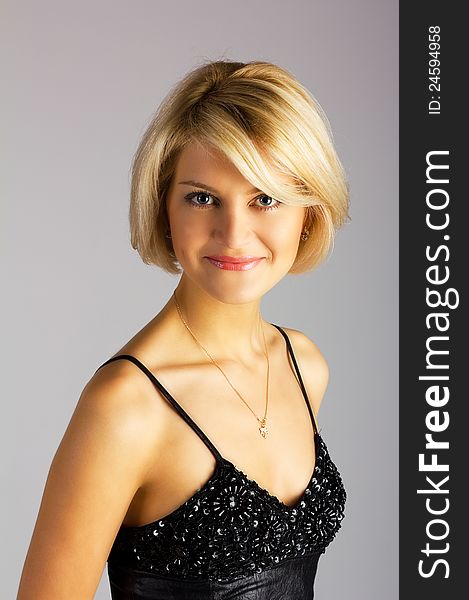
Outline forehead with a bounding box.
[174,141,240,179]
[172,140,294,190]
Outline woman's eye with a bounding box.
[255,195,280,211]
[183,190,280,211]
[184,191,215,208]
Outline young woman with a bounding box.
[17,59,350,599]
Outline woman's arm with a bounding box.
[17,366,160,600]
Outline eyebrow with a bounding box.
[178,180,261,195]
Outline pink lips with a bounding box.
[205,255,265,271]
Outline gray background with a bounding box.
[3,1,398,598]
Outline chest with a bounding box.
[110,432,347,584]
[124,358,317,527]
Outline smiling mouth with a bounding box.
[204,256,265,271]
[207,255,263,263]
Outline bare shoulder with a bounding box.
[17,360,162,599]
[71,358,171,483]
[77,358,165,459]
[278,326,330,417]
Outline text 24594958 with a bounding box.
[428,25,441,115]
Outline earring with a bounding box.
[165,229,172,239]
[301,227,310,241]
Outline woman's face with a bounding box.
[166,140,306,304]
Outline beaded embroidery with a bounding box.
[108,431,346,582]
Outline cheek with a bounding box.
[170,214,207,262]
[267,221,302,252]
[172,212,202,240]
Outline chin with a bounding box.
[180,258,289,304]
[207,284,264,305]
[188,273,267,305]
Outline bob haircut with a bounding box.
[130,59,350,275]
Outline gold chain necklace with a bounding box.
[172,290,270,438]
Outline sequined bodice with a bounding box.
[95,324,347,599]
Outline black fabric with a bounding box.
[108,553,321,599]
[95,324,347,598]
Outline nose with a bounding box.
[213,204,254,248]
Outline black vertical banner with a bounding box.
[400,3,466,598]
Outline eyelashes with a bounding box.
[183,189,281,212]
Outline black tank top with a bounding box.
[95,324,347,599]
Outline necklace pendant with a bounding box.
[258,418,268,438]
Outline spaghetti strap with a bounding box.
[270,324,320,436]
[94,355,224,463]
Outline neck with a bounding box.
[169,273,267,365]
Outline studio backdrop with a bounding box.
[3,1,398,598]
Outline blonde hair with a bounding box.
[129,59,350,275]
